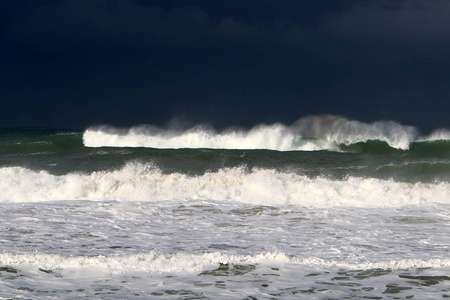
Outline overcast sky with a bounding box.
[1,0,449,132]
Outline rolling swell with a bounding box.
[0,128,83,150]
[77,116,450,182]
[2,134,450,183]
[2,116,450,182]
[2,143,450,182]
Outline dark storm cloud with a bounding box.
[15,0,450,59]
[1,0,449,130]
[8,0,450,51]
[14,0,270,49]
[324,0,450,59]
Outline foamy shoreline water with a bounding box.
[0,198,449,299]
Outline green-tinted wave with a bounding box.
[408,140,450,158]
[1,128,450,183]
[339,140,406,156]
[0,128,83,146]
[339,139,450,159]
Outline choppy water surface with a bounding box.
[0,200,449,299]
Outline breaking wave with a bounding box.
[1,162,449,207]
[83,115,420,150]
[1,251,449,274]
[83,123,326,151]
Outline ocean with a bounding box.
[0,115,449,299]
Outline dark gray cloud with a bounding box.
[15,0,272,49]
[15,0,450,60]
[1,0,449,131]
[324,0,450,59]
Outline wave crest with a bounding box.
[291,115,418,150]
[422,128,450,141]
[83,115,419,150]
[83,123,326,151]
[1,163,449,207]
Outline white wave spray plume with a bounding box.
[83,123,325,151]
[421,128,450,141]
[83,115,419,150]
[290,115,418,150]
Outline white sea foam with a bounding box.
[1,163,449,207]
[83,115,418,150]
[0,252,288,274]
[1,251,449,274]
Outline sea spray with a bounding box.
[421,128,450,141]
[83,115,418,150]
[83,123,327,151]
[290,114,418,150]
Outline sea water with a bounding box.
[0,115,449,299]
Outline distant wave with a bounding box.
[83,123,328,151]
[290,115,418,150]
[83,115,421,150]
[1,163,449,207]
